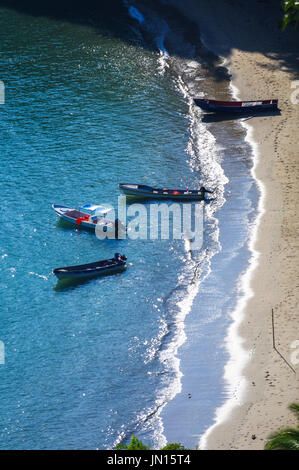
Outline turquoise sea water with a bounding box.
[0,1,258,449]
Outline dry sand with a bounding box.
[164,0,299,450]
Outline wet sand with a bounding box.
[164,0,299,449]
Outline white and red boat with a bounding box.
[52,203,125,237]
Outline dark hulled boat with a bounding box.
[193,98,278,113]
[119,183,213,200]
[53,253,127,281]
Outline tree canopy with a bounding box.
[115,435,188,450]
[265,403,299,450]
[282,0,299,30]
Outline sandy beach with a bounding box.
[1,0,297,451]
[164,0,299,450]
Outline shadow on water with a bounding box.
[122,195,216,206]
[0,0,130,31]
[55,217,96,234]
[0,0,298,79]
[201,108,282,123]
[53,269,126,291]
[0,0,228,83]
[53,276,96,292]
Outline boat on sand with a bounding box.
[193,98,278,113]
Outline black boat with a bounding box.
[119,183,213,200]
[53,253,127,280]
[193,98,278,113]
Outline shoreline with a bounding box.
[199,79,267,448]
[164,0,299,449]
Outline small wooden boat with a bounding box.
[119,183,213,200]
[52,203,125,237]
[53,253,127,280]
[193,98,278,113]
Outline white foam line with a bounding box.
[153,259,218,449]
[128,5,145,24]
[152,72,227,448]
[199,77,266,450]
[29,271,49,280]
[123,0,169,75]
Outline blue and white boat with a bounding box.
[52,203,126,237]
[52,203,113,230]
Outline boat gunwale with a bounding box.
[52,204,116,228]
[193,98,278,107]
[119,183,205,198]
[53,259,126,275]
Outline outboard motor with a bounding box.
[200,186,213,194]
[115,218,127,239]
[115,219,118,239]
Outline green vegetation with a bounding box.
[265,403,299,450]
[115,435,188,450]
[116,403,299,451]
[282,0,299,30]
[161,442,187,450]
[116,435,151,450]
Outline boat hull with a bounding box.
[53,264,126,280]
[52,204,108,230]
[52,204,126,236]
[119,184,206,200]
[53,257,127,280]
[194,98,278,113]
